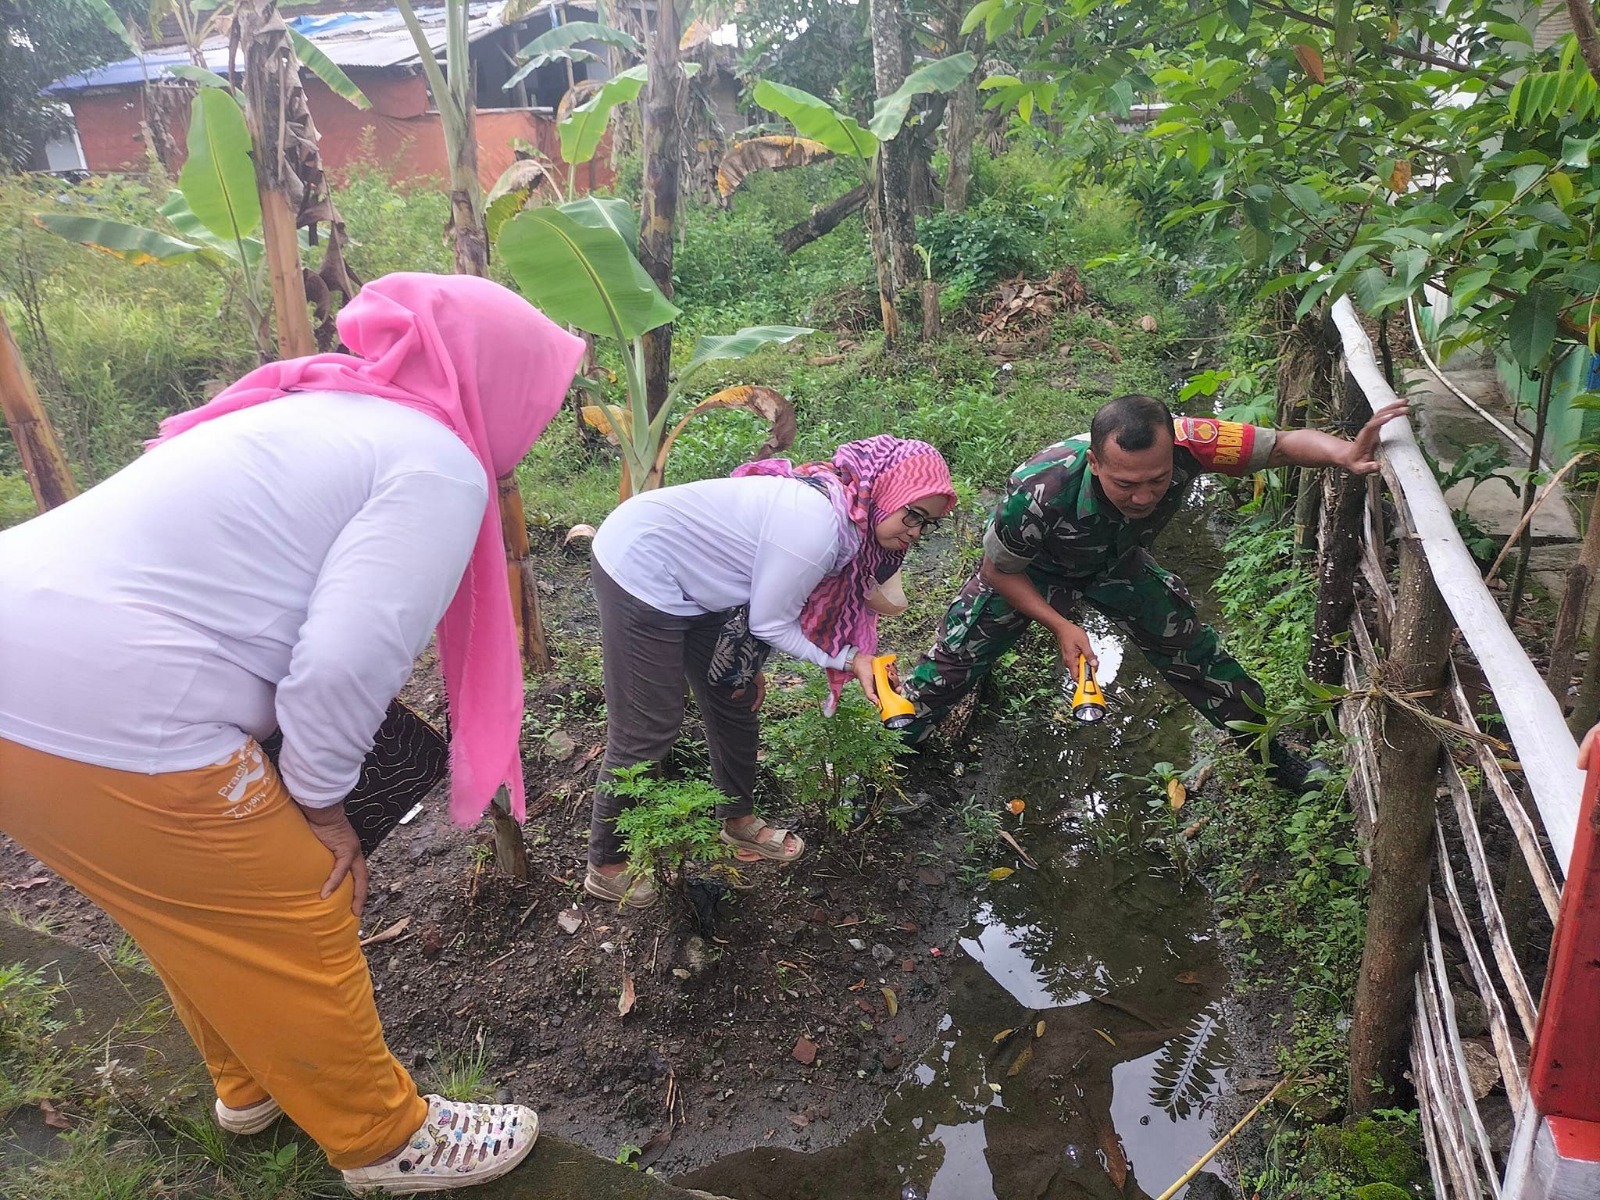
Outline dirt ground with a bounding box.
[0,532,999,1178]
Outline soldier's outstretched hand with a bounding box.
[1342,402,1412,474]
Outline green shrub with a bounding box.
[761,668,907,832]
[336,165,453,279]
[609,764,731,894]
[917,202,1043,292]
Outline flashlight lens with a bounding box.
[1073,704,1105,723]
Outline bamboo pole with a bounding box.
[0,310,77,512]
[1153,1077,1290,1200]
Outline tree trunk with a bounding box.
[943,25,977,214]
[639,0,683,420]
[236,0,315,359]
[0,311,77,512]
[778,183,869,254]
[921,279,941,340]
[868,0,916,345]
[449,96,489,278]
[1309,360,1369,683]
[1548,480,1600,708]
[1348,536,1452,1113]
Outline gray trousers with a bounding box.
[588,562,759,867]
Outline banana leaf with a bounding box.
[498,204,679,339]
[179,88,262,245]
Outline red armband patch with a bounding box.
[1173,417,1258,476]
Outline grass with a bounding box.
[0,961,73,1117]
[421,1033,494,1103]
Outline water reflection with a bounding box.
[677,511,1235,1200]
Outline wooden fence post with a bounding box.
[1349,535,1454,1112]
[0,311,77,512]
[1310,360,1370,683]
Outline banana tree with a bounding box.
[497,197,811,498]
[742,52,977,343]
[36,88,278,360]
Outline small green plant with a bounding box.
[957,796,1003,863]
[761,669,907,833]
[609,764,731,897]
[613,1142,643,1169]
[424,1030,493,1103]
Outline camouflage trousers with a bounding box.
[901,549,1263,740]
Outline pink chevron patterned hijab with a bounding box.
[734,436,955,710]
[148,273,586,825]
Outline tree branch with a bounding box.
[1256,1,1490,76]
[1566,0,1600,86]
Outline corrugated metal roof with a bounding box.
[46,3,551,94]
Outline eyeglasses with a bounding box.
[901,506,943,534]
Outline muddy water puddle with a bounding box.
[679,510,1238,1199]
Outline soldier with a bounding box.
[900,392,1409,789]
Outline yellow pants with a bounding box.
[0,736,428,1169]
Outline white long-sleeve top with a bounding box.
[591,475,851,669]
[0,391,489,806]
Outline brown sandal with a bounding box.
[719,816,805,864]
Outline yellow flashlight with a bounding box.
[871,654,918,729]
[1070,655,1108,723]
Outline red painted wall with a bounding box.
[67,71,614,194]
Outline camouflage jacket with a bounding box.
[982,418,1277,580]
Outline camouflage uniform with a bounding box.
[902,418,1277,739]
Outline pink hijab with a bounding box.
[149,272,586,825]
[735,436,955,711]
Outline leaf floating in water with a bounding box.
[992,1027,1015,1045]
[881,987,899,1018]
[1167,778,1187,809]
[997,829,1038,868]
[1006,1042,1033,1077]
[1094,1028,1117,1046]
[988,867,1015,881]
[1007,799,1026,815]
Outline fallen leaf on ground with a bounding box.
[989,867,1015,881]
[992,1028,1015,1044]
[1175,970,1202,985]
[881,987,898,1018]
[39,1100,69,1130]
[4,876,50,891]
[1139,314,1159,333]
[359,917,411,947]
[638,1129,672,1166]
[618,971,636,1017]
[848,979,867,991]
[1035,1020,1046,1037]
[1094,1028,1117,1046]
[1007,799,1026,815]
[792,1036,818,1065]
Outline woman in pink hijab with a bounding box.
[0,273,582,1192]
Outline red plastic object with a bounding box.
[1528,752,1600,1140]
